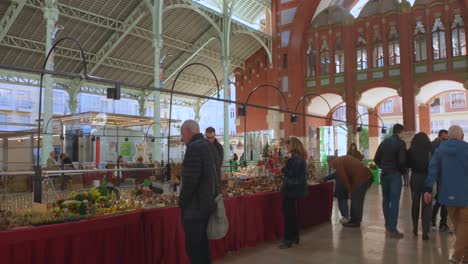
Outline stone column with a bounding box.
[368,108,379,159]
[398,6,416,136]
[418,104,431,135]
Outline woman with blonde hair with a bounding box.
[278,136,308,249]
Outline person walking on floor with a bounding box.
[431,129,453,232]
[321,156,349,224]
[347,143,364,161]
[424,125,468,264]
[205,127,224,167]
[179,120,221,264]
[374,123,407,239]
[326,155,373,228]
[406,132,432,240]
[278,137,308,249]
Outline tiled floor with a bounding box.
[218,185,455,264]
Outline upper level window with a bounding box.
[334,38,344,74]
[414,20,427,62]
[0,113,7,123]
[0,88,11,106]
[306,42,316,78]
[432,17,446,60]
[356,33,367,70]
[16,90,31,108]
[320,39,330,75]
[451,14,466,57]
[388,26,400,65]
[380,99,394,113]
[451,92,466,108]
[373,29,384,68]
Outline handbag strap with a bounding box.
[203,141,219,196]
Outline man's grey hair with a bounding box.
[181,119,200,133]
[448,125,464,139]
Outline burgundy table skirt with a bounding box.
[142,182,334,263]
[0,182,333,264]
[0,211,145,264]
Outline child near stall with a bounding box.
[321,157,349,223]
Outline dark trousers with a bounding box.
[349,179,372,223]
[282,196,299,241]
[381,173,403,233]
[432,201,448,226]
[410,172,432,235]
[337,199,349,218]
[182,217,211,264]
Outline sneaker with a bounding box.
[339,217,349,224]
[388,231,404,239]
[440,224,453,232]
[448,257,459,263]
[431,222,437,230]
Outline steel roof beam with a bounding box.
[25,0,244,67]
[88,2,148,74]
[0,0,28,42]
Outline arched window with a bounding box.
[334,37,344,73]
[356,33,367,70]
[432,17,446,60]
[372,29,384,68]
[320,39,330,75]
[452,14,467,57]
[388,26,400,65]
[306,42,316,78]
[414,20,427,62]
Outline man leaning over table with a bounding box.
[424,125,468,264]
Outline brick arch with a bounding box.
[306,92,344,117]
[416,80,466,104]
[359,87,400,108]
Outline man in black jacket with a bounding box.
[179,120,220,264]
[374,123,407,239]
[205,127,224,167]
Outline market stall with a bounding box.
[0,182,333,264]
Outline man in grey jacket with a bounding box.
[179,120,220,264]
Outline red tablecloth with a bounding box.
[0,182,333,264]
[0,211,145,264]
[143,182,334,263]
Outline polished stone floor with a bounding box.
[218,185,454,264]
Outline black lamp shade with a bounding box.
[290,114,297,123]
[237,105,246,116]
[125,137,129,142]
[357,126,363,132]
[151,137,155,142]
[381,127,387,134]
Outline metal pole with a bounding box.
[222,0,233,168]
[152,0,163,163]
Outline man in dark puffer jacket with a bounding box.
[179,120,220,264]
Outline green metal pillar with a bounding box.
[41,0,59,165]
[150,0,163,162]
[68,79,80,114]
[222,0,234,166]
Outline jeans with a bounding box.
[182,217,211,264]
[433,200,448,226]
[350,179,372,223]
[338,199,349,218]
[410,172,432,235]
[381,173,403,233]
[282,196,299,241]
